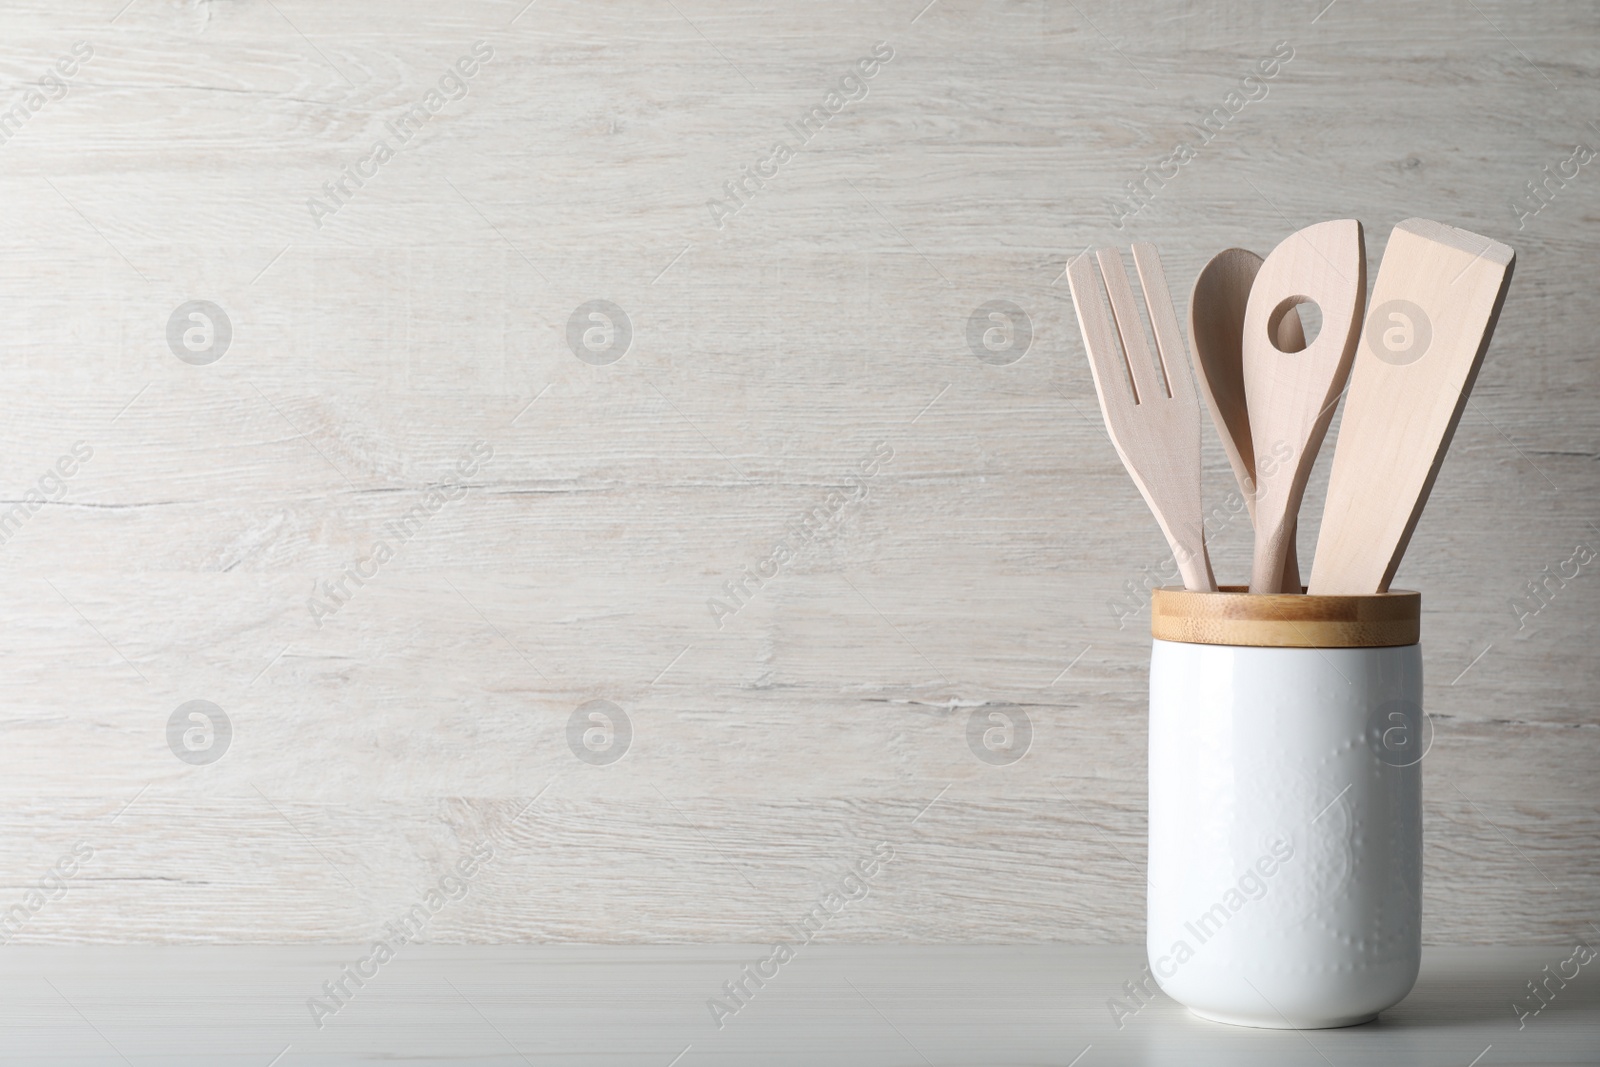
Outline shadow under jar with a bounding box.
[1146,586,1424,1028]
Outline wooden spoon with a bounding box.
[1309,219,1515,594]
[1189,248,1307,592]
[1241,219,1366,594]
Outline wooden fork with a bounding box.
[1067,244,1217,593]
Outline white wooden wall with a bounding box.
[0,0,1594,946]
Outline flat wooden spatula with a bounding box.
[1308,218,1515,594]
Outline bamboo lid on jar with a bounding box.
[1151,585,1420,648]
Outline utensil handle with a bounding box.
[1250,520,1290,594]
[1282,517,1302,593]
[1171,529,1217,592]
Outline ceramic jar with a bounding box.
[1146,586,1424,1028]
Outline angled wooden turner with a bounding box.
[1242,219,1366,593]
[1309,218,1515,594]
[1067,244,1217,592]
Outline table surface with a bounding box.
[0,944,1593,1065]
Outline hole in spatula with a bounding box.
[1268,297,1322,353]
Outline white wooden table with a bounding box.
[0,945,1592,1065]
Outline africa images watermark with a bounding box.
[0,40,93,148]
[706,841,895,1030]
[706,440,894,628]
[1510,540,1595,631]
[1513,935,1596,1030]
[167,699,233,766]
[1101,429,1299,627]
[0,441,93,548]
[706,41,896,230]
[567,699,631,766]
[1106,484,1250,628]
[1107,836,1296,1029]
[1509,137,1596,230]
[307,40,495,228]
[307,839,496,1028]
[967,704,1032,766]
[967,301,1033,366]
[1106,40,1293,230]
[308,439,493,627]
[0,841,95,945]
[167,299,233,366]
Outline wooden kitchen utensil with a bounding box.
[1242,219,1366,594]
[1067,244,1217,592]
[1308,218,1515,594]
[1189,248,1307,592]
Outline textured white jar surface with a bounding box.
[1147,639,1423,1028]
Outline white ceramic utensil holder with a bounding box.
[1146,586,1424,1028]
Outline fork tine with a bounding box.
[1095,247,1163,405]
[1065,251,1135,409]
[1131,243,1193,403]
[1066,246,1216,593]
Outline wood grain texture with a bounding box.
[1067,244,1216,590]
[1188,247,1307,591]
[1151,585,1419,647]
[0,0,1594,946]
[1310,219,1517,595]
[1241,219,1366,591]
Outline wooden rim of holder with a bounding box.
[1150,585,1420,648]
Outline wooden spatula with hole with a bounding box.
[1242,219,1367,594]
[1308,218,1515,594]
